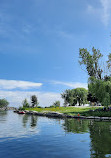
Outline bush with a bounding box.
[49,105,55,108]
[0,99,9,108]
[18,106,25,110]
[37,106,42,108]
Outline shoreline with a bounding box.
[14,110,111,121]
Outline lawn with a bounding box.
[24,106,107,117]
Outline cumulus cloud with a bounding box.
[0,90,64,107]
[87,0,111,26]
[51,80,88,89]
[0,79,42,90]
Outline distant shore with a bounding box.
[14,109,111,121]
[15,106,111,119]
[0,107,17,111]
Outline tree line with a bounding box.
[2,47,110,108]
[79,47,111,107]
[22,95,39,108]
[22,95,61,108]
[61,47,111,107]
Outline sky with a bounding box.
[0,0,111,107]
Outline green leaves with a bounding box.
[0,99,9,108]
[79,47,103,79]
[52,100,60,107]
[88,77,111,106]
[22,99,29,108]
[61,88,88,106]
[31,95,39,107]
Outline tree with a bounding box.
[22,99,29,108]
[53,101,60,107]
[88,76,111,106]
[0,99,9,108]
[61,89,75,106]
[61,88,88,106]
[79,47,103,79]
[107,53,111,73]
[75,88,88,106]
[31,95,39,107]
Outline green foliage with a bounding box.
[79,47,103,79]
[52,100,60,107]
[88,77,111,106]
[18,106,25,110]
[49,105,55,108]
[22,99,30,108]
[61,88,88,106]
[0,99,9,108]
[107,53,111,71]
[31,95,39,107]
[37,106,42,108]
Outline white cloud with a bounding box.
[0,90,64,107]
[0,79,42,90]
[100,0,111,26]
[51,80,88,89]
[87,0,111,26]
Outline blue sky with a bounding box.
[0,0,111,107]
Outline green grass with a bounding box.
[24,106,110,117]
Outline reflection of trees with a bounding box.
[89,121,111,158]
[31,115,38,127]
[63,119,111,157]
[22,115,38,128]
[63,119,89,133]
[0,111,7,120]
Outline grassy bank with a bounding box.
[23,106,111,117]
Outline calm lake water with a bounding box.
[0,111,111,158]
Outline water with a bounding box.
[0,111,111,158]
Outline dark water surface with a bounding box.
[0,111,111,158]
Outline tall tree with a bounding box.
[31,95,39,107]
[61,88,88,106]
[107,53,111,73]
[79,47,103,79]
[22,98,29,108]
[88,76,111,106]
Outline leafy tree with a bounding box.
[88,76,111,106]
[0,99,9,108]
[75,88,88,106]
[31,95,39,107]
[79,47,103,79]
[61,88,88,106]
[107,53,111,71]
[22,99,29,108]
[53,100,60,107]
[61,89,75,106]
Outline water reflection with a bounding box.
[22,114,38,128]
[63,118,111,157]
[0,111,8,123]
[63,118,89,133]
[0,110,7,117]
[1,111,111,158]
[89,121,111,158]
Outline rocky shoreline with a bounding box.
[14,110,111,121]
[0,107,17,111]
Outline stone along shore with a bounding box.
[14,110,111,121]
